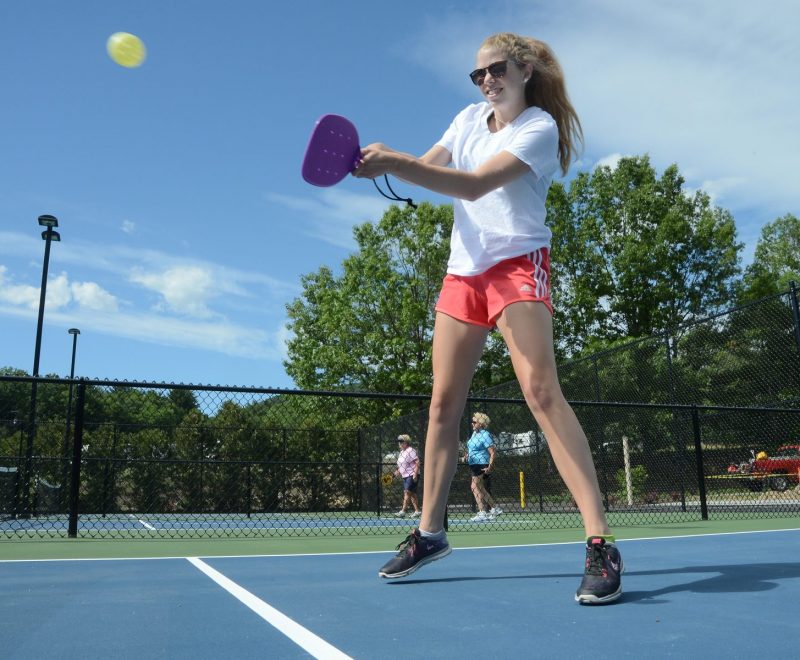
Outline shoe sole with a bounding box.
[575,585,622,604]
[378,545,452,579]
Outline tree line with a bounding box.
[2,155,798,514]
[284,155,799,395]
[1,155,799,454]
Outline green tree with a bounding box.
[0,368,30,452]
[285,203,450,393]
[738,213,800,301]
[168,388,199,420]
[547,156,742,356]
[284,202,517,402]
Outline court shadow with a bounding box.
[621,562,800,603]
[388,562,800,605]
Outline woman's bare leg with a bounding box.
[496,302,610,537]
[419,313,489,533]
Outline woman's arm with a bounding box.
[485,445,497,473]
[353,143,528,201]
[371,144,451,186]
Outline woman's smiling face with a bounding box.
[474,46,529,108]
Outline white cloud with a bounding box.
[0,259,284,360]
[685,177,749,206]
[131,265,217,318]
[0,231,45,262]
[70,281,119,312]
[44,273,73,309]
[266,188,394,250]
[0,265,39,308]
[0,235,300,363]
[68,307,282,360]
[0,266,117,312]
[121,219,136,234]
[404,0,799,222]
[0,300,287,361]
[595,153,625,171]
[0,231,297,300]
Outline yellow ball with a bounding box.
[107,32,146,68]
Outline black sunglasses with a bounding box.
[469,60,508,86]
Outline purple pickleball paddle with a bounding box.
[301,114,362,187]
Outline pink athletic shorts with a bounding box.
[434,249,552,328]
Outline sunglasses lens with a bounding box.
[488,62,507,78]
[469,61,508,86]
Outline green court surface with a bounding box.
[2,516,798,562]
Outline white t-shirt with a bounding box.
[436,102,560,276]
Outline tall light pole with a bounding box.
[23,214,61,517]
[61,328,80,506]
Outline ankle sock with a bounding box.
[587,535,615,544]
[419,528,445,540]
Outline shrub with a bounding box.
[615,465,648,501]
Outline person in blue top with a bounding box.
[463,412,502,521]
[357,31,622,604]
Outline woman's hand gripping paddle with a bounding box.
[301,114,416,207]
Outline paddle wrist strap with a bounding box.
[373,175,417,209]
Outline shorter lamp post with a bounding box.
[61,328,80,504]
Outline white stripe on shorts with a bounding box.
[527,249,549,299]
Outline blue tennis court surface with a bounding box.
[2,528,798,658]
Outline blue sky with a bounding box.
[1,0,797,389]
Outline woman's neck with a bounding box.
[490,102,527,132]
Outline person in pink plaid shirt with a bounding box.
[394,435,421,517]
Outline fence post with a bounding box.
[246,463,252,518]
[375,459,382,516]
[281,428,287,513]
[21,379,39,518]
[12,413,23,519]
[101,423,115,517]
[535,429,544,513]
[356,429,363,510]
[789,281,800,355]
[690,405,708,521]
[67,380,86,538]
[592,356,610,510]
[199,430,205,513]
[665,334,688,512]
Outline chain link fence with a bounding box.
[1,288,799,539]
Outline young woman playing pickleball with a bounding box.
[353,32,623,604]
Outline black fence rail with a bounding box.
[2,375,799,540]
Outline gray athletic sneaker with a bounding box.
[575,537,623,604]
[378,529,451,579]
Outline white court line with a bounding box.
[187,556,352,660]
[126,513,156,530]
